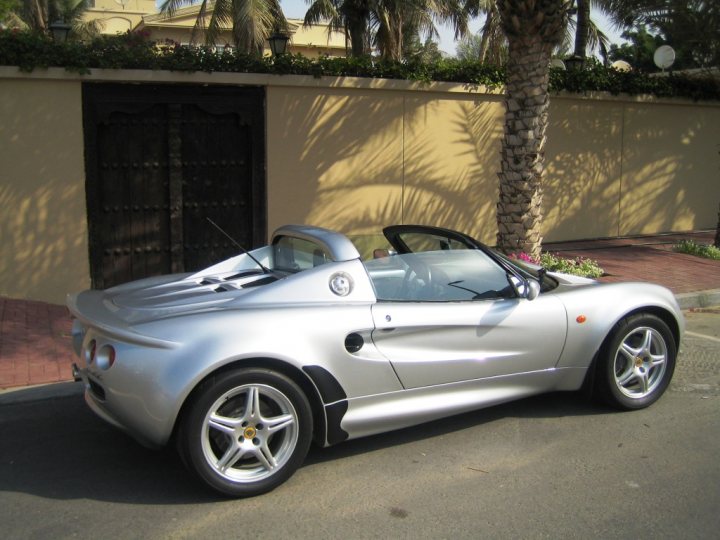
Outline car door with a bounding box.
[366,227,567,389]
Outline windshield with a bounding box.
[364,250,515,302]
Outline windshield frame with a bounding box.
[382,224,558,293]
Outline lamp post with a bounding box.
[268,31,289,57]
[564,55,585,70]
[49,20,72,43]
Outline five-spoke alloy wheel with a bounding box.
[179,368,312,497]
[596,313,677,410]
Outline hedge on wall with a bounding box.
[1,29,718,101]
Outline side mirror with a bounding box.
[525,279,540,301]
[509,276,541,301]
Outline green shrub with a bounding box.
[539,252,605,278]
[510,251,605,278]
[673,240,720,260]
[1,29,718,102]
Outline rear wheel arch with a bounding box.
[173,357,328,449]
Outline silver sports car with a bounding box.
[68,224,683,497]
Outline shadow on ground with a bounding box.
[0,386,614,505]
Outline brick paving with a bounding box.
[544,230,720,294]
[1,230,718,391]
[0,297,74,390]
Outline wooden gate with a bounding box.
[82,84,265,289]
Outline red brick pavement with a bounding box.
[1,231,718,391]
[0,296,74,390]
[544,231,720,294]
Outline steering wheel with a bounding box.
[398,257,433,300]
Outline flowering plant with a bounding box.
[508,252,539,265]
[509,251,604,278]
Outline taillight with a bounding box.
[96,345,116,371]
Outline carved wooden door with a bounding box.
[82,84,265,289]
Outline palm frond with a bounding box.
[158,0,199,19]
[190,0,213,45]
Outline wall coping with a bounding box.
[1,65,719,107]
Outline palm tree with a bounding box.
[304,0,475,60]
[456,2,507,65]
[495,0,571,259]
[597,0,720,69]
[6,0,102,39]
[475,0,503,64]
[303,0,372,56]
[569,0,609,62]
[159,0,287,55]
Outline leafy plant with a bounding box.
[673,240,720,260]
[0,29,718,102]
[509,251,605,278]
[539,252,605,278]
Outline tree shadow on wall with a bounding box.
[271,89,506,241]
[544,100,718,242]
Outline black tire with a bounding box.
[178,368,313,497]
[595,313,677,410]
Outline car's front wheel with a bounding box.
[179,368,313,497]
[595,313,677,410]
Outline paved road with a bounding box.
[1,311,718,539]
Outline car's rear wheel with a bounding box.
[179,368,312,497]
[595,313,676,410]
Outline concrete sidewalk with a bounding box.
[1,230,719,391]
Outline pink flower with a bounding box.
[509,252,539,264]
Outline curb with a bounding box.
[0,381,84,405]
[675,288,720,310]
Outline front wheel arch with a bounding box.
[593,312,677,410]
[581,306,681,399]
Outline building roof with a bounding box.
[137,6,347,51]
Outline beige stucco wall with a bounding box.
[267,84,720,246]
[544,96,720,241]
[544,98,625,241]
[266,86,405,238]
[135,16,346,57]
[83,0,157,34]
[266,87,506,250]
[619,102,720,236]
[1,67,719,302]
[0,78,90,303]
[402,93,504,244]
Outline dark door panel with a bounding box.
[82,84,265,289]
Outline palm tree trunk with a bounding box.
[347,18,369,56]
[496,34,554,259]
[573,0,590,58]
[715,202,720,248]
[496,0,570,259]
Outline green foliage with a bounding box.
[403,34,443,64]
[0,0,20,22]
[608,28,666,72]
[603,0,720,70]
[510,251,605,278]
[0,29,718,102]
[673,240,720,260]
[549,58,720,102]
[539,252,605,278]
